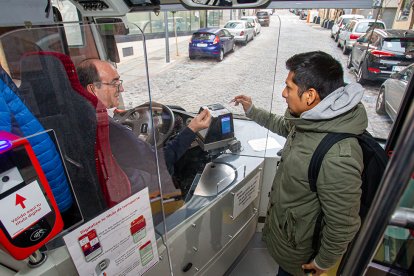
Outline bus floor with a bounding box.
[225,232,278,275]
[225,232,339,276]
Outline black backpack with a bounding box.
[307,131,388,263]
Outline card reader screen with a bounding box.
[221,116,231,135]
[0,180,52,238]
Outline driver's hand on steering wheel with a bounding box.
[188,108,211,133]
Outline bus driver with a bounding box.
[76,59,211,194]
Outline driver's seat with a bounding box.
[25,52,184,218]
[35,52,133,207]
[18,52,132,220]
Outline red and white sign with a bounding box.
[0,180,52,238]
[64,188,158,276]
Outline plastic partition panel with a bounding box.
[0,22,164,276]
[134,10,282,276]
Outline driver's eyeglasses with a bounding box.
[97,80,123,91]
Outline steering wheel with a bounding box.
[117,102,175,148]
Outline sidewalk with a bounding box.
[145,35,191,59]
[117,35,191,83]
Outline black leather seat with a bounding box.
[18,52,107,222]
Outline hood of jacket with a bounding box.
[286,83,368,134]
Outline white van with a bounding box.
[331,14,365,41]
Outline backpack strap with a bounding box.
[308,132,356,261]
[309,133,356,192]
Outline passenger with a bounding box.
[233,51,366,276]
[76,59,211,193]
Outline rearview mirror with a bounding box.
[180,0,271,9]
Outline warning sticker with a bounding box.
[0,180,52,238]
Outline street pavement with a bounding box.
[118,9,393,140]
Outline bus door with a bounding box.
[340,56,414,275]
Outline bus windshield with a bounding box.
[1,1,411,275]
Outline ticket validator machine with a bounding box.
[196,103,239,153]
[0,131,63,262]
[194,104,240,197]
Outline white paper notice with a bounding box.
[63,188,158,276]
[248,137,281,152]
[233,172,261,219]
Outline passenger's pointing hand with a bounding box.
[231,95,253,113]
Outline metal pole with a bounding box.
[135,23,175,276]
[27,250,47,268]
[164,12,170,63]
[172,12,179,56]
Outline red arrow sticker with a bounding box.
[15,193,27,209]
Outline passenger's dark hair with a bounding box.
[76,59,101,88]
[285,51,345,100]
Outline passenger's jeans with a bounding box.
[277,266,293,276]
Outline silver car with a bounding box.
[331,14,365,41]
[224,20,255,45]
[240,16,261,36]
[338,19,386,55]
[376,63,414,121]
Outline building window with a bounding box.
[122,47,134,57]
[398,0,411,21]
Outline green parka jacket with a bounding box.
[247,83,368,275]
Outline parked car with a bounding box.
[261,9,274,15]
[299,10,308,20]
[188,28,235,61]
[294,9,302,16]
[376,63,414,121]
[331,14,365,41]
[240,16,261,36]
[223,20,255,45]
[347,29,414,84]
[256,11,270,27]
[338,19,386,54]
[309,9,319,23]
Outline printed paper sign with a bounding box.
[248,137,282,152]
[64,188,158,276]
[232,172,261,219]
[0,180,52,238]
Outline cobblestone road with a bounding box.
[119,10,392,140]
